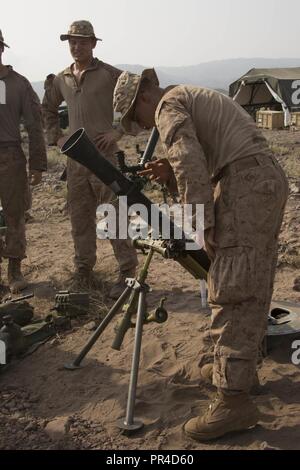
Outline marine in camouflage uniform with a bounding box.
[113,69,289,441]
[0,30,47,293]
[42,21,138,296]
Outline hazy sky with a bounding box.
[2,0,300,81]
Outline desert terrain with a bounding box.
[0,129,299,450]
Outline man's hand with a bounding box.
[94,129,122,152]
[29,170,42,186]
[138,158,174,184]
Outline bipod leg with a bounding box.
[64,286,132,370]
[117,283,149,432]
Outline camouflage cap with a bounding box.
[0,30,9,48]
[113,68,159,134]
[60,20,102,42]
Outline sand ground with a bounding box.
[0,129,299,450]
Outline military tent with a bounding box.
[229,67,300,126]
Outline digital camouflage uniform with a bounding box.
[42,58,138,273]
[155,86,289,393]
[0,66,47,262]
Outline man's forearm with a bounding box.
[27,125,48,172]
[43,112,63,145]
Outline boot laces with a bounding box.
[208,396,220,412]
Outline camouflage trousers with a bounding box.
[207,154,289,393]
[67,158,138,273]
[0,146,31,261]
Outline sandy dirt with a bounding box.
[0,129,300,450]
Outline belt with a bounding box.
[212,154,275,184]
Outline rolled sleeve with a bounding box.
[21,81,47,172]
[156,103,215,230]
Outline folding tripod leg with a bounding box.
[117,285,148,432]
[64,286,132,370]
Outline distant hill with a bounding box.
[32,57,300,100]
[32,81,45,101]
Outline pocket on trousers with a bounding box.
[215,354,255,390]
[208,246,256,304]
[235,172,284,238]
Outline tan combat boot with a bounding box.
[200,363,261,393]
[184,392,260,442]
[109,268,136,300]
[8,258,28,294]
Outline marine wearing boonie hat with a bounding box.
[60,20,102,42]
[113,68,159,134]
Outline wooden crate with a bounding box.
[256,110,284,130]
[291,112,300,127]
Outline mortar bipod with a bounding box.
[64,248,169,432]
